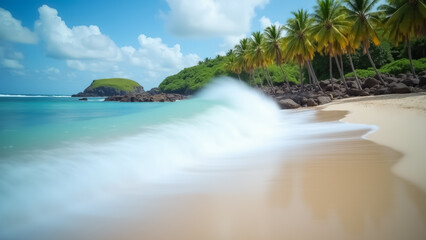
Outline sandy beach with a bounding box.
[11,93,424,240]
[323,93,426,192]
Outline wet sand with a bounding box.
[323,93,426,191]
[11,95,426,240]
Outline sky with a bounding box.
[0,0,384,94]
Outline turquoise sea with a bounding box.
[0,79,287,235]
[0,79,364,238]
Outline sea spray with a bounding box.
[0,78,282,232]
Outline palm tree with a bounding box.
[379,0,426,79]
[312,0,350,89]
[224,54,242,81]
[344,0,386,85]
[235,38,258,86]
[264,24,290,88]
[283,9,322,90]
[247,31,276,93]
[345,41,363,89]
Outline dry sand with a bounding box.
[323,93,426,192]
[17,93,426,240]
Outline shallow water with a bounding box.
[1,79,425,239]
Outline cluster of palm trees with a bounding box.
[225,0,426,92]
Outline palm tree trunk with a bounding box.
[262,68,273,89]
[347,54,362,90]
[307,61,322,91]
[299,64,305,91]
[308,70,313,84]
[329,55,334,91]
[237,74,241,81]
[334,56,348,90]
[265,68,274,86]
[279,65,290,89]
[407,38,418,79]
[255,70,264,88]
[262,67,275,94]
[252,72,260,88]
[366,48,386,85]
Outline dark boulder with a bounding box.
[383,77,399,84]
[402,78,419,87]
[397,73,407,79]
[278,99,300,109]
[320,80,330,88]
[147,88,161,95]
[347,89,369,96]
[325,84,340,92]
[78,97,88,101]
[317,96,332,105]
[363,78,380,88]
[105,92,186,102]
[419,76,426,87]
[306,98,317,107]
[373,87,389,95]
[389,82,411,94]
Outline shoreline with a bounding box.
[322,92,426,191]
[3,93,426,239]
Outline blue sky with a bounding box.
[0,0,384,94]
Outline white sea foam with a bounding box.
[0,78,283,231]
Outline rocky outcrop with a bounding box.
[263,71,426,110]
[278,99,300,109]
[105,92,186,102]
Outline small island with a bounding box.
[72,77,186,102]
[72,78,144,97]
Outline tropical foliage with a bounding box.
[345,57,426,77]
[159,0,426,94]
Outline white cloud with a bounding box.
[122,34,200,72]
[35,5,121,60]
[259,16,281,30]
[45,67,60,74]
[1,59,23,69]
[0,45,25,69]
[33,5,200,88]
[0,8,37,44]
[65,60,117,72]
[164,0,269,37]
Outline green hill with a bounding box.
[159,56,229,94]
[73,78,144,97]
[88,78,142,92]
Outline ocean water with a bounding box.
[0,80,278,230]
[0,78,363,237]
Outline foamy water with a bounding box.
[0,78,377,238]
[0,79,279,233]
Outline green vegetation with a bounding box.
[159,55,299,94]
[158,0,426,93]
[345,58,426,78]
[88,78,141,92]
[380,58,426,75]
[159,56,228,94]
[345,69,376,78]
